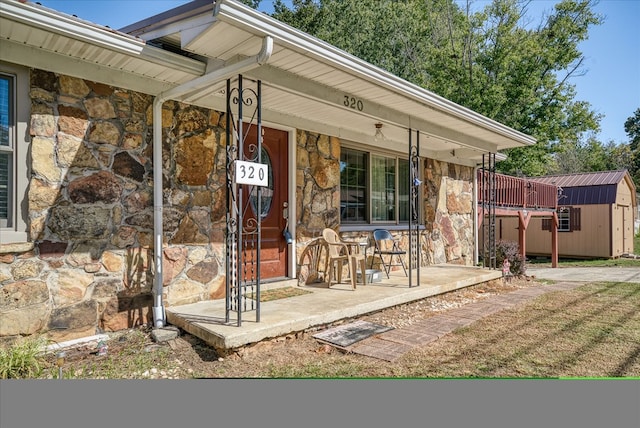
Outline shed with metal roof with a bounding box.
[501,170,637,259]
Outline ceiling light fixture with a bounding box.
[374,122,385,142]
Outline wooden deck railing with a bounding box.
[477,170,557,210]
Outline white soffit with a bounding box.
[1,0,536,161]
[0,0,205,93]
[177,0,535,154]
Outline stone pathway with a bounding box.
[347,281,585,361]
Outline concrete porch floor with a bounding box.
[165,264,502,351]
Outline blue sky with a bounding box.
[38,0,639,145]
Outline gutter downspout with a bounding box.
[152,35,273,327]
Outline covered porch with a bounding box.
[0,0,539,342]
[166,264,502,351]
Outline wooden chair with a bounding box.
[322,228,366,289]
[371,229,407,278]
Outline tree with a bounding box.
[270,0,604,177]
[469,0,603,176]
[603,141,634,171]
[624,108,640,151]
[550,133,609,174]
[623,108,640,186]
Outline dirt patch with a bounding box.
[44,277,640,378]
[39,276,548,378]
[45,276,638,378]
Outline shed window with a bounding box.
[558,208,570,231]
[542,207,581,232]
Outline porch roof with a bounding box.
[1,0,536,165]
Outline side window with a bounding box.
[371,154,396,222]
[0,74,12,228]
[340,148,368,223]
[0,63,29,244]
[339,147,413,224]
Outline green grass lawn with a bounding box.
[265,281,640,378]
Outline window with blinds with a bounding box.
[340,147,411,224]
[0,74,13,228]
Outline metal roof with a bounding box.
[1,0,536,165]
[557,186,618,205]
[531,170,636,206]
[0,0,206,93]
[530,170,629,188]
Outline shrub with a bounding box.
[0,337,46,379]
[496,240,526,276]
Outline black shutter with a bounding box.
[570,207,581,231]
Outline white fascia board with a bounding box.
[215,0,536,147]
[1,0,205,75]
[0,40,177,95]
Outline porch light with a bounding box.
[374,122,386,142]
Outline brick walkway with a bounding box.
[347,281,585,361]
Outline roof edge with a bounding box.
[1,0,206,75]
[119,0,214,35]
[212,0,535,147]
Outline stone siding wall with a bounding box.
[295,130,341,241]
[423,158,474,265]
[1,69,477,344]
[1,70,227,344]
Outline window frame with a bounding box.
[0,73,14,228]
[557,207,570,232]
[340,144,417,226]
[542,206,581,233]
[0,62,30,245]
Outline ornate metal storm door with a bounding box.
[225,75,264,326]
[408,129,421,288]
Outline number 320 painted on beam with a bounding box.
[343,95,364,111]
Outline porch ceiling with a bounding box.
[132,0,536,163]
[0,0,536,165]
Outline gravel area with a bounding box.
[39,275,543,379]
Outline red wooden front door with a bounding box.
[242,125,289,280]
